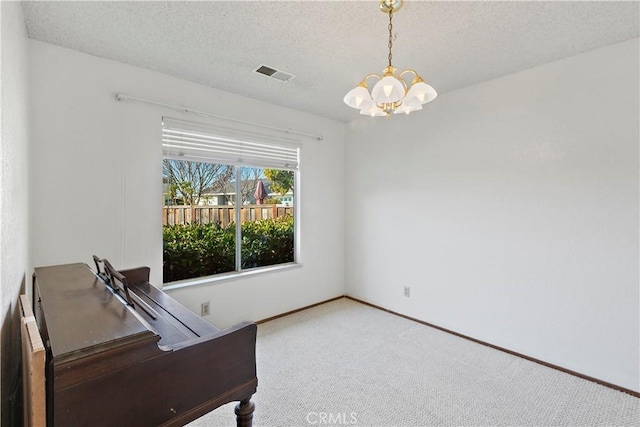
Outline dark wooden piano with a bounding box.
[31,258,257,426]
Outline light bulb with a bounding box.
[360,104,386,117]
[393,103,422,115]
[372,76,404,104]
[405,81,437,105]
[344,86,373,110]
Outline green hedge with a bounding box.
[163,215,294,283]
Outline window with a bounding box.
[161,118,299,284]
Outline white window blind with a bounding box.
[162,117,300,170]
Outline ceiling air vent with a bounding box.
[254,64,295,82]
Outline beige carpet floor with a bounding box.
[187,298,639,427]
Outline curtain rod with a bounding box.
[115,92,324,141]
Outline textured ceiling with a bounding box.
[22,1,640,123]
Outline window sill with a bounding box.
[162,263,303,291]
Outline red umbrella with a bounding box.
[254,180,267,204]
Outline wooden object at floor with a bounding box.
[32,261,257,427]
[20,294,46,427]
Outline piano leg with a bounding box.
[235,398,255,427]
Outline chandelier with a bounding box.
[343,0,437,117]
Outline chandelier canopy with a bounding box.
[343,0,437,118]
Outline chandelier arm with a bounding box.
[400,78,408,93]
[360,73,382,88]
[363,73,382,81]
[399,69,424,86]
[398,69,418,81]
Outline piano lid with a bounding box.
[34,263,157,361]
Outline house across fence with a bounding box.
[163,205,293,227]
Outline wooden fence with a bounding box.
[163,205,293,227]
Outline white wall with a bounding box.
[0,2,30,424]
[345,38,639,392]
[29,40,345,328]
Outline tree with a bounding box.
[264,169,294,196]
[240,167,263,204]
[163,159,233,206]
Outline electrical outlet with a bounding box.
[403,286,411,298]
[201,301,210,316]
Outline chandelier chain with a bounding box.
[388,9,393,67]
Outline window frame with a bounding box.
[161,117,301,286]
